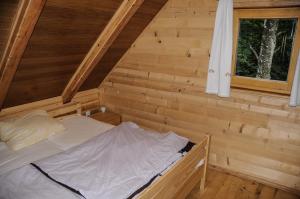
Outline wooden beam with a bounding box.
[62,0,144,104]
[0,0,46,110]
[0,89,100,120]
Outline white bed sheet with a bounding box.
[49,115,115,150]
[0,121,189,199]
[0,115,114,175]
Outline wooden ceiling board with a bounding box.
[3,0,123,108]
[0,0,20,61]
[0,0,46,110]
[79,0,168,91]
[62,0,145,103]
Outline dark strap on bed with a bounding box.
[127,173,161,199]
[127,141,196,198]
[179,141,195,153]
[30,141,195,199]
[30,163,86,199]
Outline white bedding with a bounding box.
[0,120,189,199]
[0,115,114,175]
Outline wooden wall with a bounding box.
[80,0,169,91]
[0,0,20,61]
[100,0,300,193]
[2,0,168,109]
[0,89,100,120]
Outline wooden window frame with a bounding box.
[231,8,300,95]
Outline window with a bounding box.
[231,8,300,94]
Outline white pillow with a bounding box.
[0,110,65,151]
[0,110,49,142]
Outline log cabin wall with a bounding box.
[0,89,100,120]
[100,0,300,192]
[80,0,169,91]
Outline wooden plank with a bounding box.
[258,186,276,199]
[189,168,300,199]
[90,111,122,125]
[0,0,46,109]
[201,135,210,191]
[62,0,144,103]
[3,0,123,108]
[0,0,19,60]
[99,0,300,194]
[83,0,169,90]
[234,0,300,8]
[138,136,209,199]
[0,89,99,120]
[274,190,299,199]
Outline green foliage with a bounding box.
[235,18,297,81]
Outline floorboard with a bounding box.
[186,168,299,199]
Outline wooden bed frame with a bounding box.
[0,103,210,199]
[139,135,210,199]
[0,101,82,120]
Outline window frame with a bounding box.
[231,8,300,95]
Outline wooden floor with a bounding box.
[186,168,300,199]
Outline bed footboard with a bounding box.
[138,135,210,199]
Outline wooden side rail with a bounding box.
[48,102,82,118]
[0,101,82,120]
[138,135,210,199]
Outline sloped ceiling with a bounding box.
[2,0,168,108]
[80,0,168,91]
[3,0,123,108]
[0,0,20,61]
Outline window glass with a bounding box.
[235,18,298,81]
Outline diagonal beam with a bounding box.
[62,0,144,104]
[0,0,46,110]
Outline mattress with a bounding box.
[0,118,191,199]
[0,115,114,175]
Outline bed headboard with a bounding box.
[48,102,82,118]
[0,101,82,120]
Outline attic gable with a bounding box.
[0,0,46,109]
[0,0,168,109]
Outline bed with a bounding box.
[0,105,210,199]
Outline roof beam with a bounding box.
[0,0,46,110]
[62,0,144,104]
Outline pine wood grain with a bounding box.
[186,168,299,199]
[80,0,169,91]
[0,0,46,109]
[100,0,300,193]
[0,0,19,61]
[3,0,123,108]
[90,111,121,125]
[2,0,167,108]
[62,0,145,103]
[0,89,100,120]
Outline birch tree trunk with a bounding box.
[256,19,279,79]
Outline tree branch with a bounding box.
[276,31,286,37]
[274,46,281,54]
[249,44,259,60]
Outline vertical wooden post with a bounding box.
[200,135,210,193]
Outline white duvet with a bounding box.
[0,122,188,199]
[0,116,115,175]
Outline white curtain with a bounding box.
[290,53,300,107]
[206,0,233,97]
